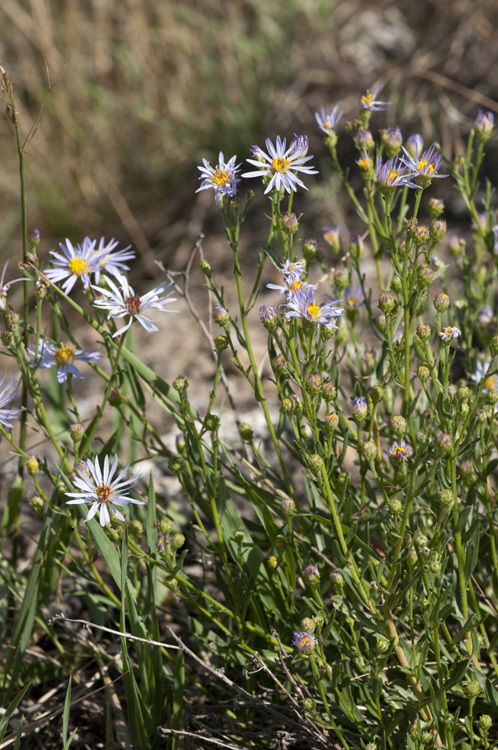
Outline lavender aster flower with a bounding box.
[92,273,178,337]
[197,152,241,201]
[349,396,368,420]
[475,111,494,138]
[385,440,410,462]
[343,284,365,310]
[439,326,461,342]
[293,630,316,654]
[315,105,342,136]
[81,237,136,284]
[361,84,388,112]
[65,454,143,527]
[29,340,102,383]
[400,144,447,187]
[242,136,318,194]
[375,155,419,191]
[0,373,22,428]
[284,286,343,330]
[44,238,103,294]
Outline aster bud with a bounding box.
[238,422,254,441]
[430,218,447,241]
[416,323,431,341]
[168,457,183,474]
[281,212,299,234]
[333,266,349,290]
[356,129,374,151]
[69,422,85,442]
[322,382,336,401]
[417,365,431,382]
[170,533,185,551]
[475,110,494,142]
[349,235,364,261]
[281,497,296,516]
[391,415,406,438]
[268,555,278,568]
[478,715,492,734]
[465,680,481,699]
[448,235,465,257]
[303,564,320,584]
[301,616,315,633]
[200,260,212,277]
[108,386,123,407]
[272,354,287,373]
[308,454,324,472]
[303,238,318,262]
[212,303,229,325]
[368,384,383,404]
[427,197,445,218]
[378,290,395,314]
[434,293,450,312]
[330,569,344,587]
[26,456,39,476]
[214,334,228,351]
[362,440,377,462]
[305,371,322,393]
[259,304,278,330]
[417,265,434,287]
[438,489,456,509]
[173,375,189,392]
[437,432,453,454]
[204,413,220,432]
[28,495,44,515]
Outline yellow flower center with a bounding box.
[212,168,229,187]
[442,327,453,336]
[362,94,372,107]
[306,303,321,320]
[324,232,338,245]
[289,280,303,293]
[384,169,400,185]
[347,297,359,308]
[55,346,76,365]
[95,484,112,503]
[418,160,434,174]
[68,257,91,276]
[358,157,373,170]
[271,157,291,173]
[485,375,496,391]
[392,446,407,459]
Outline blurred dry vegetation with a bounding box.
[1,0,498,277]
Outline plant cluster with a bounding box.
[2,66,498,749]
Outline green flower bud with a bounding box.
[69,422,85,442]
[166,577,179,591]
[349,235,364,261]
[203,413,220,432]
[465,680,481,699]
[417,265,434,286]
[478,714,492,734]
[433,293,450,313]
[323,412,339,435]
[238,422,254,441]
[427,197,445,218]
[460,459,474,481]
[376,637,389,653]
[305,371,322,393]
[417,365,431,383]
[303,238,318,262]
[448,235,465,257]
[170,533,185,551]
[28,495,44,515]
[389,498,403,514]
[302,697,316,713]
[214,334,229,351]
[438,489,456,509]
[168,457,183,474]
[173,375,189,392]
[415,533,429,549]
[281,497,296,516]
[378,290,395,314]
[233,530,244,544]
[26,456,39,476]
[308,454,324,472]
[333,266,349,290]
[129,520,143,539]
[368,384,384,404]
[322,382,336,401]
[330,569,344,587]
[437,432,453,454]
[390,415,407,438]
[159,519,174,535]
[486,389,498,405]
[362,440,377,462]
[200,260,212,277]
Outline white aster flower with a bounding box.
[29,340,102,383]
[0,261,25,310]
[44,238,103,294]
[361,84,388,112]
[439,326,461,342]
[196,152,241,201]
[242,135,318,194]
[92,273,178,337]
[0,372,22,429]
[82,236,136,283]
[65,454,143,526]
[315,105,342,136]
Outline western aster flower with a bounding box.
[196,152,241,201]
[92,273,178,337]
[29,340,102,383]
[242,135,318,194]
[284,286,343,329]
[44,239,103,294]
[82,236,136,283]
[399,144,447,186]
[385,440,411,462]
[0,373,22,429]
[65,454,143,526]
[361,84,388,112]
[439,326,461,342]
[315,105,342,136]
[343,284,365,310]
[375,155,419,191]
[293,630,316,654]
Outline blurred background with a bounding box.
[1,0,498,277]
